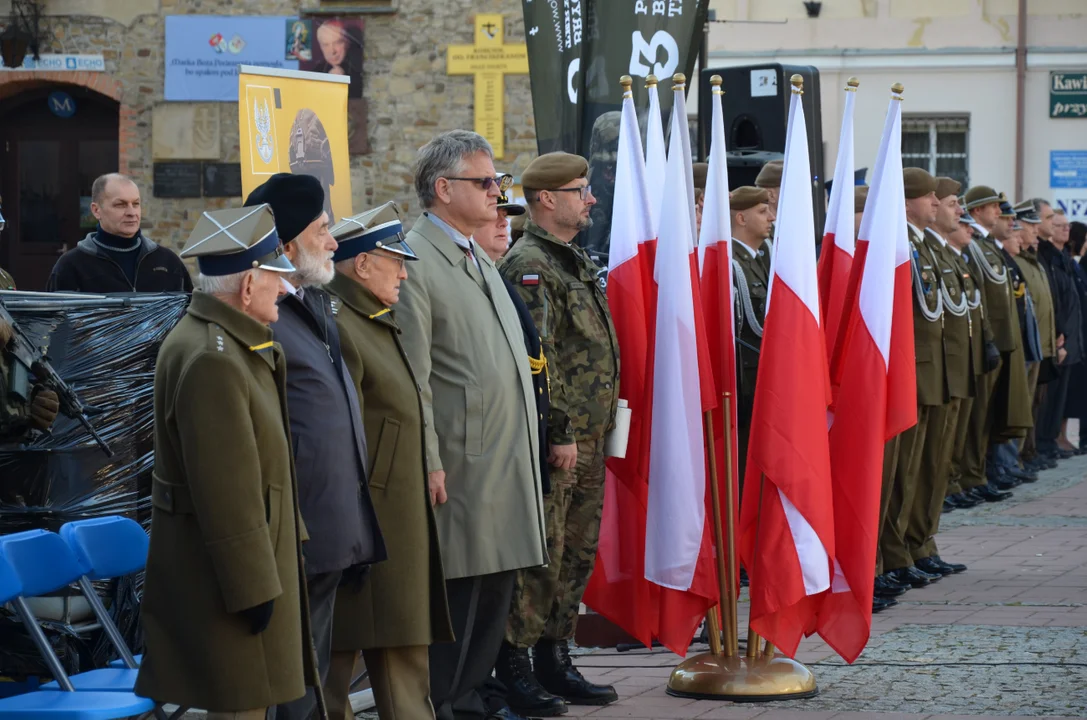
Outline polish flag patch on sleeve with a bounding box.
[521,274,540,286]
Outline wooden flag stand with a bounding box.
[665,388,818,700]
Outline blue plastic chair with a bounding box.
[0,529,155,718]
[59,517,148,672]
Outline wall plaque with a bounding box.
[203,163,244,198]
[153,162,202,198]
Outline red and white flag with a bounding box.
[642,77,718,654]
[583,80,658,649]
[818,82,858,371]
[818,88,911,663]
[697,79,740,589]
[645,77,667,239]
[738,82,835,658]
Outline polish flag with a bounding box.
[643,75,719,654]
[818,88,911,663]
[818,81,858,373]
[645,76,667,241]
[583,79,658,649]
[738,80,835,658]
[697,77,740,592]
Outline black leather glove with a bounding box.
[339,563,370,592]
[984,341,1001,373]
[239,599,275,635]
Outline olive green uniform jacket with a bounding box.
[395,213,547,580]
[925,230,973,400]
[327,271,454,650]
[1014,249,1057,359]
[499,220,620,445]
[967,231,1032,439]
[135,291,320,713]
[945,244,988,392]
[732,239,768,418]
[909,225,946,406]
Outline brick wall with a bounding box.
[0,0,536,251]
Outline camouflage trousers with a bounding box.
[505,436,606,648]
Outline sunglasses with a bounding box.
[445,174,514,193]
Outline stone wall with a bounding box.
[3,0,536,250]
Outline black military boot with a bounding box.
[495,642,568,717]
[534,638,619,706]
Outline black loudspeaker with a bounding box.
[699,63,825,241]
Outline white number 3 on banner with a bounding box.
[628,30,679,79]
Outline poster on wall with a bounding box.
[299,17,364,99]
[285,19,313,61]
[238,65,353,223]
[165,15,299,101]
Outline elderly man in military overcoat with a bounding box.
[323,202,454,720]
[136,205,324,720]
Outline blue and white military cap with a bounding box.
[181,204,295,276]
[330,201,417,263]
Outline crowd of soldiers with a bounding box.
[0,133,621,720]
[729,161,1087,614]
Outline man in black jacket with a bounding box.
[1034,198,1083,460]
[244,173,386,720]
[47,174,193,293]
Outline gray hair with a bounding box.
[414,130,494,209]
[91,173,137,204]
[1031,198,1052,212]
[196,270,253,296]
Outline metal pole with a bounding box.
[1014,0,1027,200]
[79,576,138,669]
[13,597,75,692]
[703,409,734,657]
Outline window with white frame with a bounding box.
[902,115,970,189]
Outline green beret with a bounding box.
[730,186,770,212]
[903,167,938,199]
[522,152,589,191]
[693,163,709,191]
[934,176,961,201]
[963,185,1001,210]
[854,186,869,213]
[755,160,783,189]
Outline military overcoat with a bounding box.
[135,291,321,713]
[327,271,454,650]
[925,230,972,400]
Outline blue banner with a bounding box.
[165,15,299,101]
[1051,150,1087,189]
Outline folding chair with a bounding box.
[59,517,147,672]
[0,528,155,718]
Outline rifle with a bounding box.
[0,298,114,457]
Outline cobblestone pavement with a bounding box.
[345,454,1087,720]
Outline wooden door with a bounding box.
[0,85,119,290]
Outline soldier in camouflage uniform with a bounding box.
[496,152,620,717]
[583,111,619,259]
[730,187,775,492]
[0,206,60,443]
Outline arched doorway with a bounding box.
[0,84,119,290]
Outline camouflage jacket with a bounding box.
[0,269,30,442]
[500,220,620,444]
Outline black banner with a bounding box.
[522,0,709,256]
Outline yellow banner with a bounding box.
[238,66,352,223]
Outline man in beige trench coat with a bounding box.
[395,129,548,720]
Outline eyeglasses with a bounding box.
[445,174,514,193]
[369,251,406,269]
[547,185,592,201]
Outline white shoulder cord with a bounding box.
[732,259,764,338]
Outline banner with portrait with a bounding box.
[238,65,353,223]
